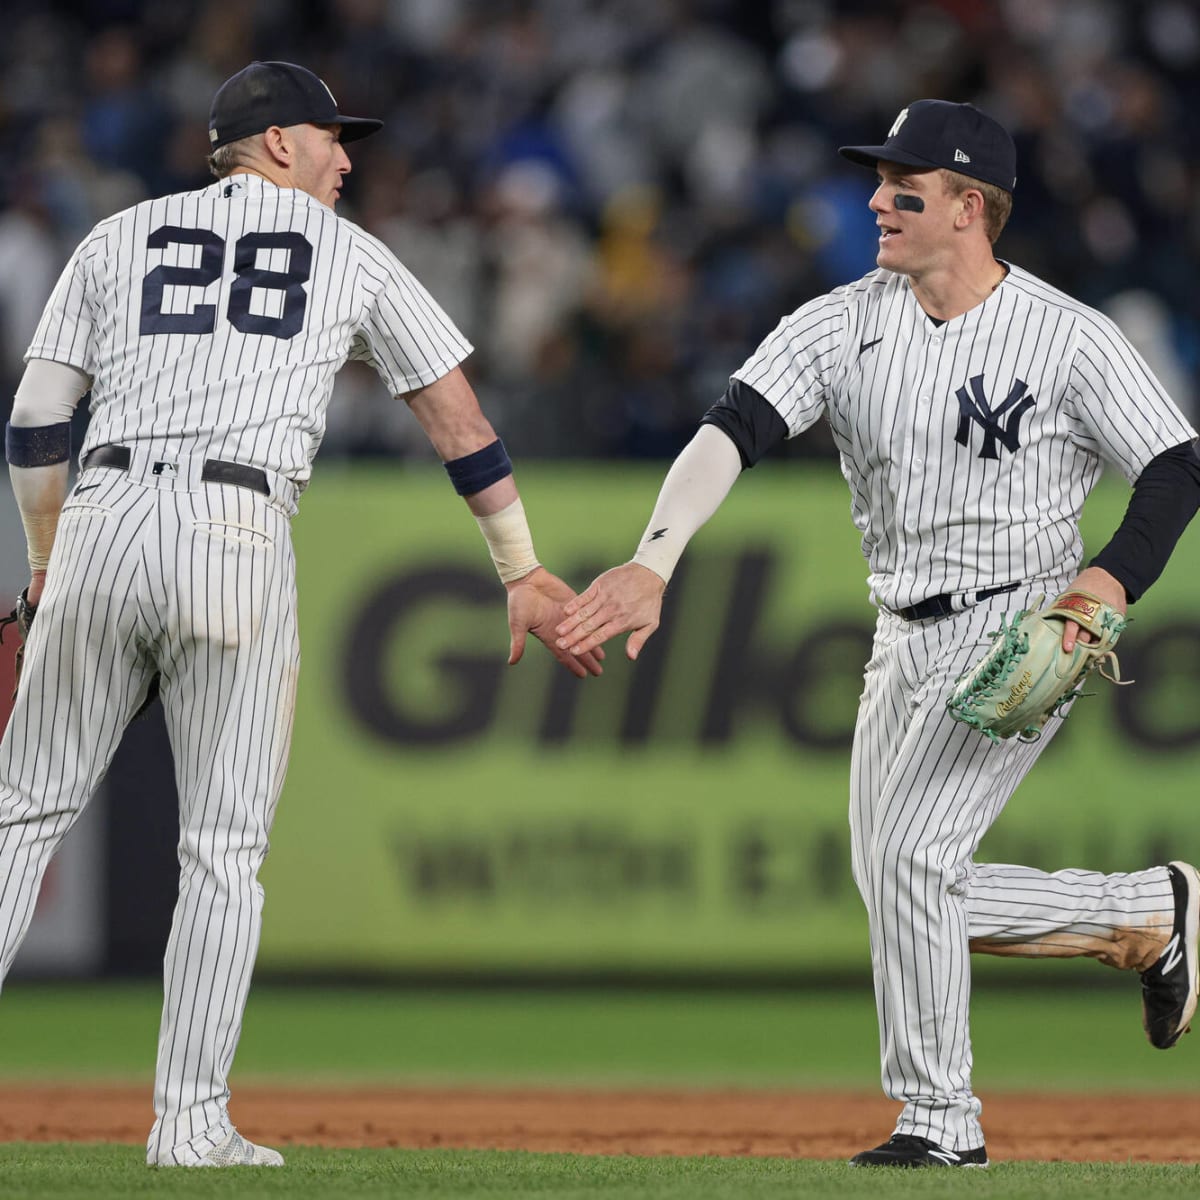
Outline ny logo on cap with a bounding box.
[889,108,909,138]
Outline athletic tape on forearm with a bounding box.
[475,497,541,583]
[9,462,68,572]
[631,425,743,584]
[20,512,59,572]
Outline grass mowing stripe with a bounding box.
[1,1145,1199,1199]
[0,982,1196,1090]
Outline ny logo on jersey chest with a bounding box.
[954,374,1036,460]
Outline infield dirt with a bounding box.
[0,1086,1196,1162]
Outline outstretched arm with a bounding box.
[555,424,744,660]
[405,367,603,678]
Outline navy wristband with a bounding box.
[443,438,513,496]
[5,421,71,467]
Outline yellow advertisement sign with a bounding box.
[258,463,1200,973]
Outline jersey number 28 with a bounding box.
[140,225,314,340]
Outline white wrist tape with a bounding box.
[10,462,68,573]
[476,497,541,583]
[21,512,59,572]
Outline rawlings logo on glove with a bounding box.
[946,589,1128,743]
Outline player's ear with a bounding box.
[261,125,291,168]
[955,187,986,231]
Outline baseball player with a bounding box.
[555,100,1200,1167]
[0,61,601,1168]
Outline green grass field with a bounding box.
[3,1145,1200,1200]
[0,978,1194,1089]
[2,981,1199,1197]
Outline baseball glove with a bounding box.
[0,589,37,698]
[946,590,1128,743]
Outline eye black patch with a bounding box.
[894,194,925,212]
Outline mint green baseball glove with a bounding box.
[946,590,1128,743]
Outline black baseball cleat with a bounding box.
[848,1133,989,1168]
[1141,861,1200,1049]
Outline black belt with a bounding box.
[82,445,269,497]
[894,582,1021,622]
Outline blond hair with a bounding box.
[207,135,258,179]
[941,169,1013,244]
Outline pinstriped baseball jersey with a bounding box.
[27,175,471,484]
[603,235,1193,1153]
[733,264,1197,612]
[728,259,1194,1155]
[0,171,475,1166]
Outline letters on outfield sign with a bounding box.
[340,548,1200,753]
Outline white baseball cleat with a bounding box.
[196,1128,284,1167]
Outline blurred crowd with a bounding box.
[2,0,1200,462]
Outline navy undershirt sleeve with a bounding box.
[700,379,788,468]
[1090,440,1200,601]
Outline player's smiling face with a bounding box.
[288,123,351,208]
[869,163,953,275]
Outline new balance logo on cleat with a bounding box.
[927,1149,962,1165]
[1141,862,1200,1050]
[1161,933,1184,976]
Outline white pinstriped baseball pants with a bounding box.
[0,459,300,1165]
[850,580,1174,1152]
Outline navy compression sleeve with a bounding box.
[1090,440,1200,601]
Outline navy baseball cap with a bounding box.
[209,61,383,151]
[839,100,1016,192]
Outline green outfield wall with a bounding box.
[257,461,1200,974]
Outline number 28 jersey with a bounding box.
[27,175,472,486]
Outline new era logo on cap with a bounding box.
[838,99,1017,192]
